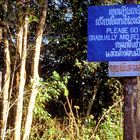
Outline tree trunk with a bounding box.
[0,71,2,93]
[0,28,2,93]
[22,1,48,140]
[1,29,11,140]
[123,1,140,140]
[124,78,140,140]
[0,1,11,139]
[14,13,28,140]
[86,83,99,118]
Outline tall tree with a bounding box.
[0,1,11,139]
[14,9,28,140]
[22,1,48,140]
[0,0,48,139]
[122,0,140,140]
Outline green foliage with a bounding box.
[34,71,70,120]
[32,68,123,139]
[0,0,125,139]
[96,107,123,140]
[40,0,124,122]
[30,101,123,140]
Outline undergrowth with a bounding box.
[30,100,123,140]
[29,71,123,140]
